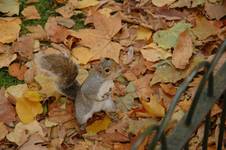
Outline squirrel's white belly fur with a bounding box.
[97,80,114,101]
[82,98,116,124]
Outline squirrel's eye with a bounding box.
[105,68,111,73]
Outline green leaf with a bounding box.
[0,68,24,88]
[153,21,192,49]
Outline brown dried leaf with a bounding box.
[172,31,193,69]
[48,100,74,124]
[12,36,34,59]
[45,17,70,43]
[26,25,47,41]
[205,1,226,20]
[8,63,28,80]
[141,43,172,62]
[134,74,153,98]
[0,18,21,43]
[0,122,8,141]
[22,6,41,20]
[71,12,122,62]
[0,52,17,69]
[160,83,177,96]
[19,133,48,150]
[191,17,219,40]
[0,89,16,123]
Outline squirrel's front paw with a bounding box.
[103,99,116,112]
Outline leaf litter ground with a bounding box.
[0,0,225,149]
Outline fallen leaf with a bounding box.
[55,17,75,28]
[26,25,47,41]
[140,43,172,62]
[0,0,19,16]
[76,68,89,84]
[153,21,192,49]
[45,17,70,43]
[0,52,17,69]
[150,63,185,86]
[16,97,43,123]
[127,118,157,135]
[151,55,203,86]
[19,133,48,150]
[135,26,152,41]
[170,0,205,8]
[172,31,193,69]
[48,100,74,124]
[98,8,113,17]
[134,74,153,98]
[116,93,137,112]
[55,4,74,19]
[0,18,21,43]
[178,100,191,112]
[160,83,177,96]
[8,63,28,80]
[152,0,177,7]
[12,36,35,59]
[0,122,8,141]
[6,84,28,99]
[76,0,99,9]
[191,17,218,40]
[44,118,58,128]
[6,121,44,145]
[23,90,42,102]
[211,104,222,117]
[140,96,165,117]
[22,5,41,20]
[86,115,112,136]
[71,12,122,62]
[204,1,226,20]
[72,47,94,64]
[34,74,59,97]
[0,89,16,123]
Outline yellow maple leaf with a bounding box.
[23,90,42,102]
[70,12,122,63]
[86,115,112,136]
[72,47,94,64]
[140,96,165,118]
[16,98,43,124]
[136,26,152,41]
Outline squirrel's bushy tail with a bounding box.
[35,52,80,99]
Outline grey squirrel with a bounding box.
[35,52,120,125]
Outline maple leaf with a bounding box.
[153,21,192,49]
[71,12,122,63]
[140,43,172,62]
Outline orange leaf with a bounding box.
[8,63,27,80]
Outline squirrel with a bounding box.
[34,51,120,125]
